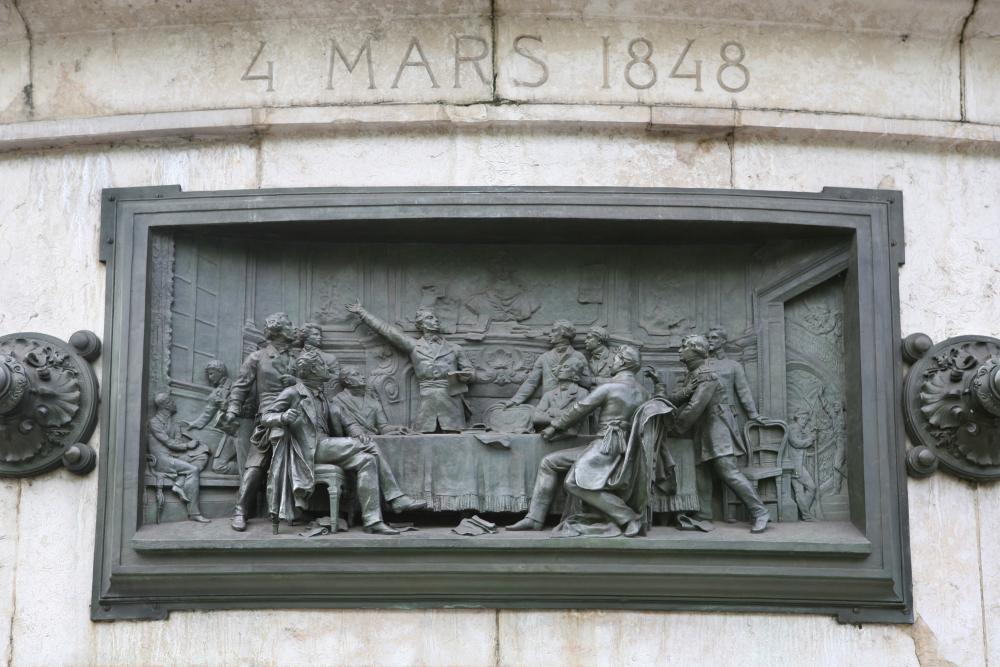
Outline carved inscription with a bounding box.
[241,35,750,94]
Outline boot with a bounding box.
[750,513,770,534]
[363,521,400,535]
[623,518,644,538]
[231,467,263,532]
[389,495,429,512]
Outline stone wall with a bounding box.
[0,1,998,665]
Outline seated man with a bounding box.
[147,392,211,523]
[261,350,426,534]
[532,356,590,439]
[332,367,410,436]
[508,345,673,537]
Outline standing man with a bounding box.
[299,322,341,395]
[505,319,592,407]
[705,326,761,423]
[584,325,615,385]
[508,345,673,537]
[666,334,770,533]
[346,302,474,433]
[224,312,297,532]
[184,360,240,474]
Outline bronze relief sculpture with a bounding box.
[92,186,912,622]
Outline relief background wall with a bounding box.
[1,1,999,664]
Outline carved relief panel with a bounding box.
[94,187,910,624]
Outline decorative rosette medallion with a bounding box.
[0,331,101,477]
[902,333,1000,481]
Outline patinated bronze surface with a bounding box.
[91,186,911,623]
[902,333,1000,481]
[0,330,100,477]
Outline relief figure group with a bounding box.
[149,301,793,537]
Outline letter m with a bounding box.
[327,37,376,90]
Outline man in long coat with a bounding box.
[668,334,770,533]
[223,312,297,531]
[508,345,674,537]
[261,350,426,533]
[347,302,474,433]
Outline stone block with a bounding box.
[497,610,920,666]
[965,36,1000,125]
[0,479,19,666]
[495,16,961,120]
[980,482,1000,667]
[30,17,493,120]
[496,0,972,38]
[0,1,29,123]
[259,127,732,189]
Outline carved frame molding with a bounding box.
[92,186,911,623]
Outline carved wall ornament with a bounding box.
[0,330,100,477]
[903,333,1000,481]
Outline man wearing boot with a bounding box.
[704,326,761,423]
[147,392,211,523]
[508,345,672,537]
[668,334,770,534]
[223,312,298,532]
[263,349,427,534]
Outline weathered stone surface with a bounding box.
[907,475,986,666]
[498,610,920,666]
[13,0,972,38]
[495,17,961,120]
[733,136,1000,341]
[259,127,732,188]
[0,1,29,123]
[30,17,493,119]
[0,479,19,666]
[16,0,490,34]
[965,1,1000,126]
[980,482,1000,667]
[5,1,974,123]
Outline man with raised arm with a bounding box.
[346,301,475,433]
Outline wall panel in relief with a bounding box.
[784,276,849,521]
[93,187,909,624]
